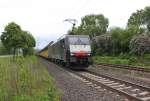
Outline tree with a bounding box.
[128,10,144,27]
[144,6,150,31]
[0,22,36,58]
[109,27,124,54]
[21,31,36,56]
[1,22,24,58]
[74,14,109,37]
[109,26,142,54]
[127,6,150,32]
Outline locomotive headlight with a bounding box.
[70,53,74,56]
[88,53,91,56]
[87,52,91,56]
[86,51,91,56]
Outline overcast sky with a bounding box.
[0,0,150,49]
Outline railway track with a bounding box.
[95,63,150,73]
[69,69,150,101]
[41,57,150,100]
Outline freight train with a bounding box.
[38,35,92,69]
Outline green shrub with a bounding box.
[119,53,131,59]
[129,34,150,56]
[144,54,150,60]
[128,56,138,64]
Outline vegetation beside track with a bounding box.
[93,54,150,68]
[0,56,61,101]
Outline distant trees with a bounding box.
[74,14,109,37]
[92,26,143,55]
[0,22,36,58]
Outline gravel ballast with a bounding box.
[39,58,126,101]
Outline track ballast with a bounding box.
[68,69,150,101]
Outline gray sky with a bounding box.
[0,0,150,49]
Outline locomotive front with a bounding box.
[66,35,92,66]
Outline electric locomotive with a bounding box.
[39,35,92,69]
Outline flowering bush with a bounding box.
[129,34,150,56]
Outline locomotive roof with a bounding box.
[66,35,90,37]
[39,35,90,53]
[38,45,48,53]
[39,41,53,53]
[56,34,90,43]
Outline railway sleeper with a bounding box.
[102,81,115,84]
[131,89,140,92]
[117,86,132,90]
[111,84,125,88]
[138,91,149,96]
[106,83,119,86]
[140,97,150,101]
[97,79,110,82]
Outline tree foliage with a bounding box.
[22,31,36,56]
[0,42,12,55]
[74,14,109,37]
[22,31,36,48]
[110,26,144,54]
[128,6,150,32]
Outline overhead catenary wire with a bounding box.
[71,0,91,18]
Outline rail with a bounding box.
[95,63,150,73]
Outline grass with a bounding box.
[93,54,150,69]
[0,56,61,101]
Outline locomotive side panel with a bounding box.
[59,39,66,61]
[48,44,53,59]
[48,39,66,61]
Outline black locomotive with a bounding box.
[39,35,92,69]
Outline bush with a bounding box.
[144,54,150,60]
[128,56,138,64]
[130,34,150,56]
[92,34,112,55]
[119,53,131,59]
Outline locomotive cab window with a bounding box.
[69,37,90,45]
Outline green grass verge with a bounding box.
[0,56,61,101]
[93,54,150,69]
